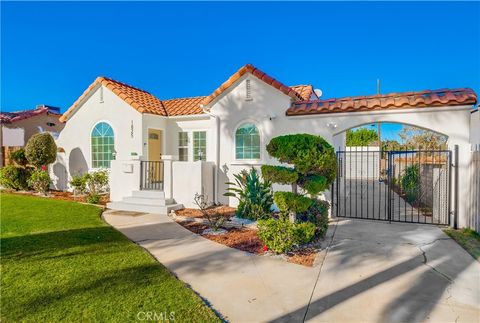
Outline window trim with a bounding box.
[90,121,116,169]
[234,120,262,162]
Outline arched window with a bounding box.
[91,122,115,168]
[235,123,260,159]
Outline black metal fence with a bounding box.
[332,149,452,225]
[140,161,164,190]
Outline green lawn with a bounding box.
[444,227,480,261]
[1,193,219,322]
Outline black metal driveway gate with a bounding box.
[332,149,452,225]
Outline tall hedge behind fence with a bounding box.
[468,148,480,233]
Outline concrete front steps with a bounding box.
[107,190,183,214]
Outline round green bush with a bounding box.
[25,133,57,168]
[258,216,316,254]
[261,165,298,184]
[273,191,312,213]
[0,165,31,190]
[28,170,52,195]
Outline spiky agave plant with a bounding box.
[224,168,273,220]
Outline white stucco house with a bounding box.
[52,64,478,227]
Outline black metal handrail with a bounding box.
[140,161,164,190]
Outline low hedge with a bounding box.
[297,199,330,238]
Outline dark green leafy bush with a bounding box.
[28,170,52,195]
[401,165,420,203]
[273,192,312,213]
[258,216,316,253]
[0,165,31,190]
[25,133,57,168]
[10,149,28,166]
[298,199,330,238]
[293,222,316,245]
[261,165,298,184]
[224,168,273,220]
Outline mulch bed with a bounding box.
[175,208,320,267]
[175,206,236,219]
[3,190,109,206]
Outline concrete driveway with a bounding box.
[103,212,479,322]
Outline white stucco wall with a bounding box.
[165,116,214,161]
[172,161,214,208]
[54,85,143,186]
[471,110,480,148]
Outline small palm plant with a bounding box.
[224,168,273,220]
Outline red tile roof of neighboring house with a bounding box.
[290,85,315,100]
[60,77,167,122]
[0,106,61,124]
[163,96,207,116]
[201,64,305,106]
[286,88,477,116]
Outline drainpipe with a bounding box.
[201,105,220,204]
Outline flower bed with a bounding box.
[174,207,322,267]
[1,190,109,206]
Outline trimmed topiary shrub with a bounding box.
[0,165,31,190]
[25,133,57,169]
[273,191,312,214]
[28,170,52,195]
[262,134,336,222]
[293,221,316,245]
[261,165,298,184]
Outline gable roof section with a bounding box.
[201,64,305,106]
[286,88,477,116]
[163,96,207,116]
[60,77,167,122]
[1,106,60,124]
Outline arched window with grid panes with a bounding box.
[91,122,115,168]
[235,123,260,160]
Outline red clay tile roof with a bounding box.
[60,77,167,122]
[290,85,315,100]
[163,96,207,116]
[1,107,60,124]
[286,88,477,116]
[202,64,304,106]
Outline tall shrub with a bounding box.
[25,133,57,169]
[261,134,336,222]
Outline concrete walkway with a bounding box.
[103,211,480,322]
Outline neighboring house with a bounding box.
[0,105,64,166]
[53,64,477,227]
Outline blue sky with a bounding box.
[1,2,479,140]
